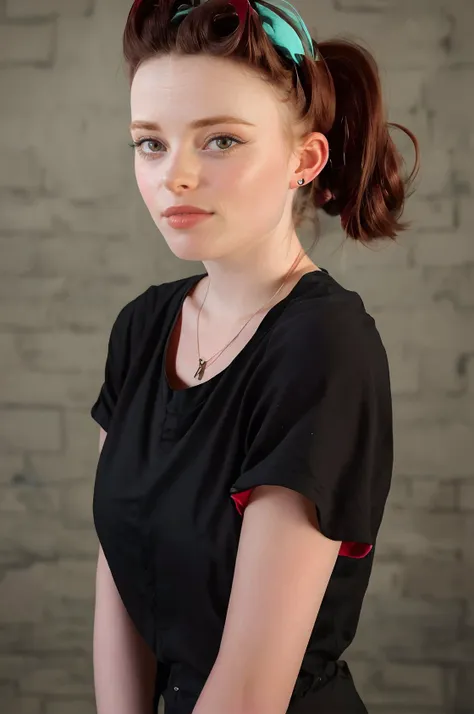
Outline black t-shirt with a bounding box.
[91,269,393,714]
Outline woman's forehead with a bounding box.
[130,54,288,128]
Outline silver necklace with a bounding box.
[194,250,306,381]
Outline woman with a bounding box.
[91,1,418,713]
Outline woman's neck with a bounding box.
[196,251,319,323]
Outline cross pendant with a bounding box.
[194,358,207,381]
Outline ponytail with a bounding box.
[315,40,419,242]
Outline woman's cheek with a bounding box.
[217,160,258,201]
[135,166,156,210]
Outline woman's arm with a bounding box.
[191,485,341,714]
[93,427,157,714]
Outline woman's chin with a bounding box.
[161,236,219,262]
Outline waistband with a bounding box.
[154,659,344,713]
[290,660,341,701]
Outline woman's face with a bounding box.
[130,54,301,262]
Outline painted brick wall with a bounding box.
[0,1,472,712]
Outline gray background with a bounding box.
[0,0,473,713]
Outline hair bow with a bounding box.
[172,0,316,65]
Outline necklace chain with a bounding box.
[194,250,306,381]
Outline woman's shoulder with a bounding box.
[273,270,384,360]
[249,269,391,410]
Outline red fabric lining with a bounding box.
[231,489,372,560]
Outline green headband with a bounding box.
[171,1,317,65]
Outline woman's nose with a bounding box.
[164,176,198,193]
[163,151,201,193]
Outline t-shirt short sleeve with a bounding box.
[90,290,150,432]
[230,298,393,558]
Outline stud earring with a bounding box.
[297,178,305,186]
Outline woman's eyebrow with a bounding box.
[130,115,256,131]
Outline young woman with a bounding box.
[91,1,418,713]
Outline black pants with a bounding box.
[288,661,368,713]
[155,660,368,713]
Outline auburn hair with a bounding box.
[123,0,419,242]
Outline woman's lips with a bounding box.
[165,213,214,229]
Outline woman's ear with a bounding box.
[292,132,330,188]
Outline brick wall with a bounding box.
[0,1,472,713]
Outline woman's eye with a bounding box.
[134,139,164,156]
[206,136,241,152]
[130,134,243,160]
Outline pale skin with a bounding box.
[94,53,342,714]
